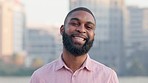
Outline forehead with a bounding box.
[66,11,95,23]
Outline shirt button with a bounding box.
[73,75,76,77]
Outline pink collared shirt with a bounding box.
[30,55,119,83]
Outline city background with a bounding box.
[0,0,148,83]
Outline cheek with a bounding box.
[89,32,95,40]
[65,26,76,35]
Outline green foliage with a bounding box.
[0,61,36,76]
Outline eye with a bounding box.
[69,21,80,27]
[87,26,92,29]
[85,24,94,30]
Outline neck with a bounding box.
[62,49,87,72]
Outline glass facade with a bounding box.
[25,28,60,67]
[13,11,25,53]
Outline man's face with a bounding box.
[61,10,96,56]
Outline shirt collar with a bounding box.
[81,55,93,71]
[55,55,67,71]
[55,54,93,71]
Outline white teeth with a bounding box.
[74,37,84,41]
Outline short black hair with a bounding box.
[64,7,96,24]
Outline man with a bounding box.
[30,7,119,83]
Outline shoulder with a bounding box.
[90,59,119,82]
[30,59,60,82]
[90,59,116,75]
[32,59,58,76]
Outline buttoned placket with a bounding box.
[71,71,78,83]
[70,68,84,83]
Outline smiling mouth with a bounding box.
[70,34,87,45]
[71,34,87,41]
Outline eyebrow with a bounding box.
[70,18,95,26]
[70,18,80,22]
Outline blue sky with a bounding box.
[21,0,148,26]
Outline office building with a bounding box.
[0,0,25,62]
[25,25,62,67]
[124,7,148,75]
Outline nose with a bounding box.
[76,24,86,33]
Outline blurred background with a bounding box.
[0,0,148,83]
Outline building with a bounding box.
[25,25,62,67]
[125,6,147,63]
[124,7,148,75]
[69,0,125,75]
[0,0,25,63]
[143,8,148,46]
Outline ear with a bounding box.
[60,25,64,35]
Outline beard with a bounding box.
[62,31,94,56]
